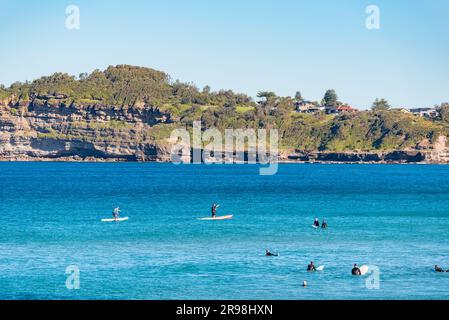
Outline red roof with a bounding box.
[337,105,357,111]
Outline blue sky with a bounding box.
[0,0,448,109]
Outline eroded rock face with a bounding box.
[0,99,173,161]
[26,99,172,125]
[427,136,449,163]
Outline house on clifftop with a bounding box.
[409,107,439,118]
[295,100,324,113]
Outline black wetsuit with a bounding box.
[307,264,316,272]
[435,266,445,273]
[352,267,361,275]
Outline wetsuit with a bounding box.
[307,264,316,272]
[435,266,445,273]
[352,267,361,275]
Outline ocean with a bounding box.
[1,162,449,300]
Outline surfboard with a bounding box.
[360,265,369,275]
[198,215,233,221]
[316,265,325,271]
[312,225,319,229]
[101,217,129,222]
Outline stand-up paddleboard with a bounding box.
[101,217,129,222]
[198,215,233,221]
[316,265,325,271]
[360,265,369,275]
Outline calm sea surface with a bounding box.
[1,163,449,300]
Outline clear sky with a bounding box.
[1,0,448,109]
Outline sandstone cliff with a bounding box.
[0,97,174,161]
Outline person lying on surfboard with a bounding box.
[307,261,317,272]
[352,264,362,276]
[265,249,278,257]
[211,203,219,218]
[434,265,449,272]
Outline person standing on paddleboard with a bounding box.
[211,203,219,218]
[113,207,121,219]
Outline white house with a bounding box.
[295,100,324,113]
[409,107,439,118]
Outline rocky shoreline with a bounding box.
[0,149,446,164]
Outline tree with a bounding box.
[202,85,211,94]
[79,72,89,80]
[295,91,303,101]
[437,103,449,122]
[371,98,391,111]
[257,91,276,101]
[323,89,338,107]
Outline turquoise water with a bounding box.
[1,163,449,300]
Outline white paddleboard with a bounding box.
[316,265,325,271]
[360,265,369,275]
[198,215,233,221]
[101,217,129,222]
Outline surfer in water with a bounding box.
[307,261,317,272]
[352,264,362,276]
[322,220,328,229]
[266,249,278,257]
[434,265,448,272]
[313,218,320,228]
[113,207,120,220]
[211,203,219,218]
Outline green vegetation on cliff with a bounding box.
[1,65,448,153]
[4,65,253,110]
